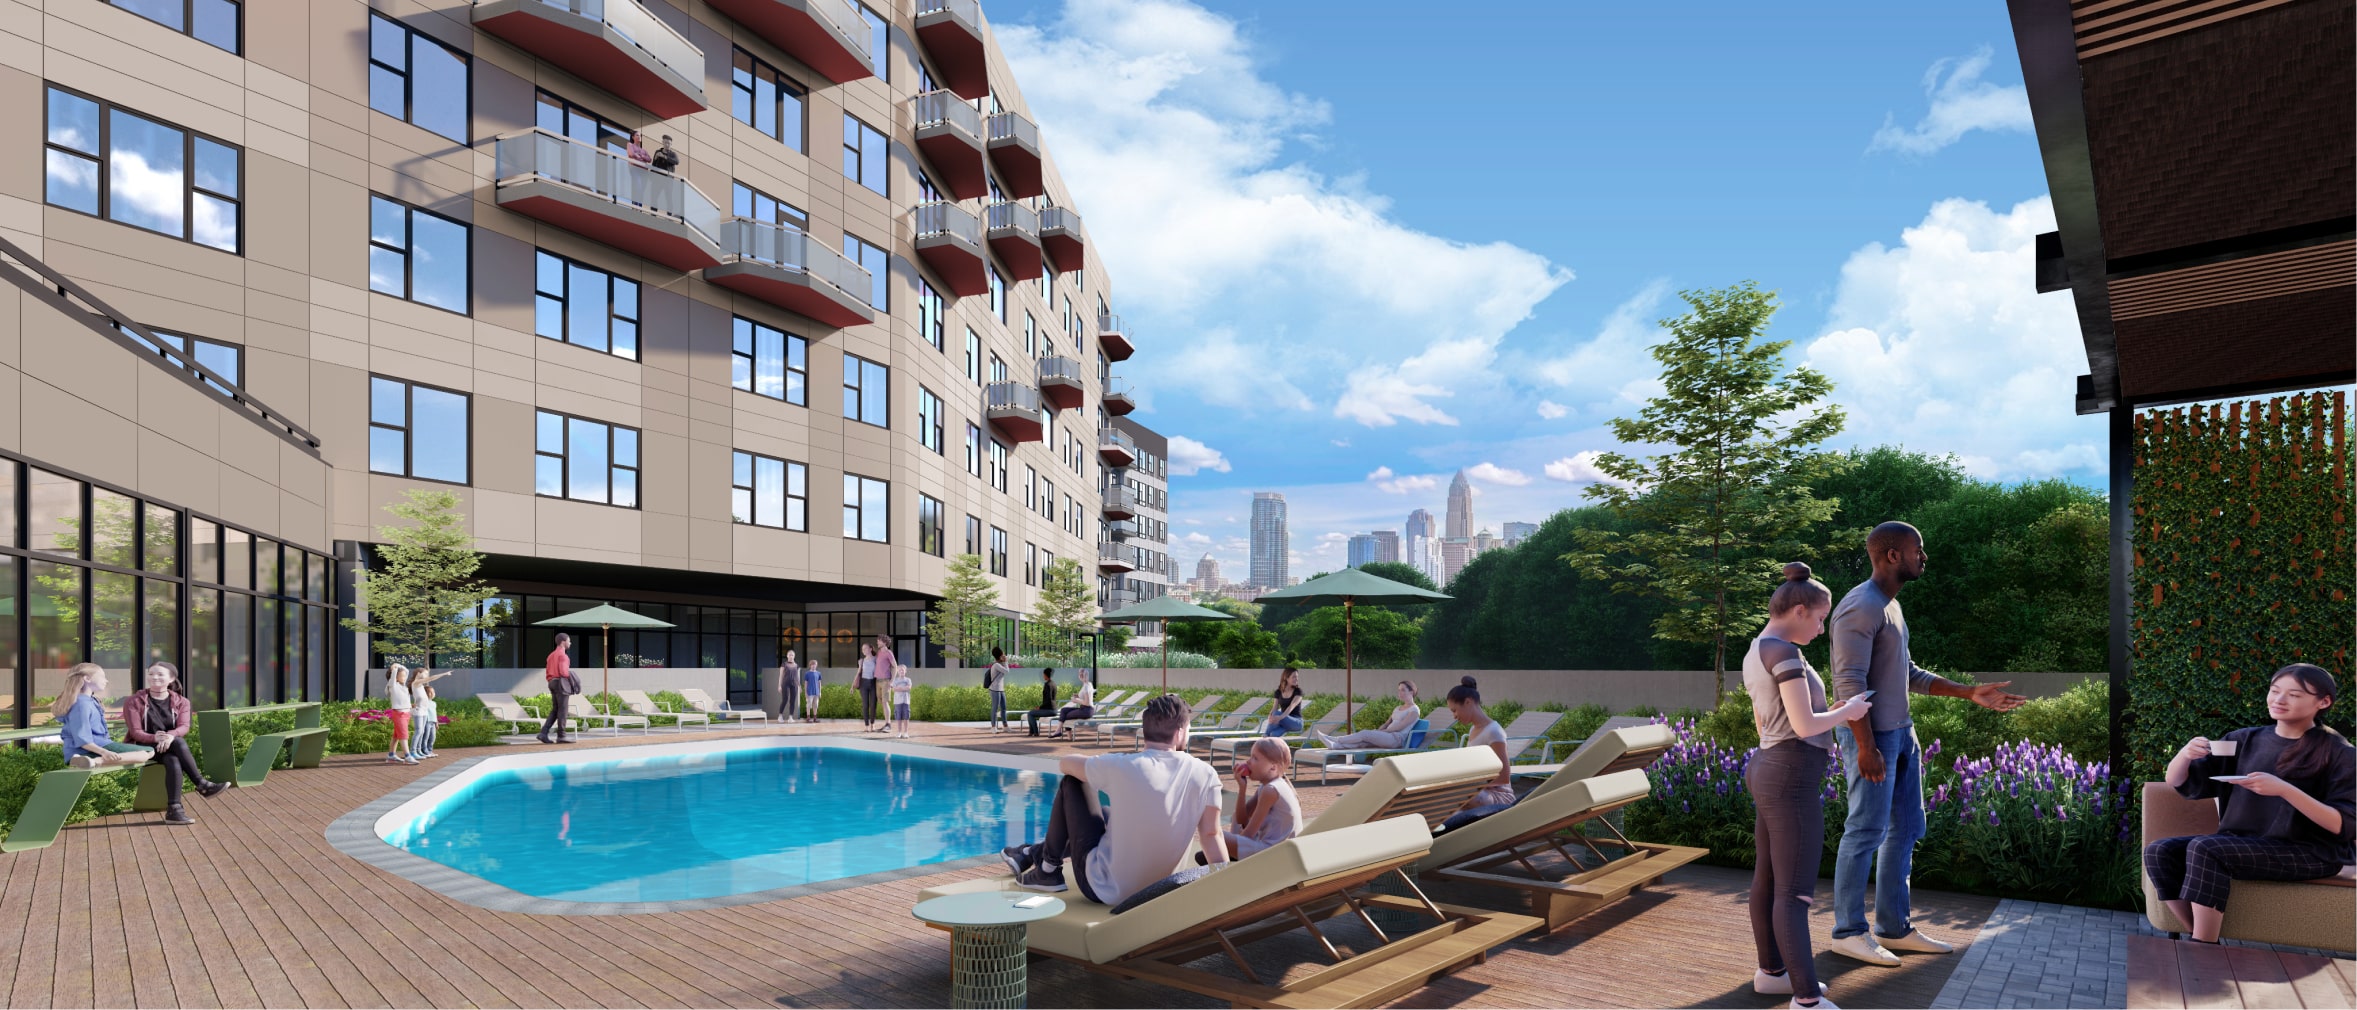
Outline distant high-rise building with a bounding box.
[1195,553,1220,583]
[1405,508,1436,540]
[1371,530,1401,564]
[1346,533,1380,569]
[1445,470,1475,539]
[1249,492,1289,588]
[1406,532,1443,584]
[1440,538,1471,584]
[1473,528,1500,558]
[1502,521,1537,545]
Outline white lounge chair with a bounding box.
[475,693,542,734]
[679,687,768,725]
[1055,690,1146,739]
[1202,707,1350,762]
[1101,693,1235,745]
[619,689,709,731]
[569,694,649,735]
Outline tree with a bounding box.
[341,489,504,668]
[1566,282,1846,699]
[1256,571,1330,632]
[1281,606,1420,669]
[1028,557,1097,664]
[927,553,1001,666]
[1420,507,1703,671]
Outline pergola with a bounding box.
[2007,0,2355,771]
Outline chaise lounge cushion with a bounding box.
[1303,747,1503,835]
[1110,865,1214,914]
[1526,724,1675,801]
[918,814,1433,963]
[2140,781,2355,952]
[1417,768,1651,873]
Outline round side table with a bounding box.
[912,891,1066,1009]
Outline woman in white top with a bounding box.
[986,647,1012,733]
[1310,681,1421,750]
[384,666,417,765]
[1049,672,1096,739]
[1444,677,1517,810]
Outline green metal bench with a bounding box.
[0,726,171,853]
[197,702,328,787]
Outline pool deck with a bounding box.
[0,719,2331,1008]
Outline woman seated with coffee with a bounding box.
[2146,662,2355,944]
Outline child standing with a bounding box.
[1222,738,1302,859]
[410,669,454,758]
[384,665,417,765]
[890,664,915,738]
[802,662,824,722]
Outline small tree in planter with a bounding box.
[928,553,1001,667]
[343,489,505,672]
[1029,557,1098,666]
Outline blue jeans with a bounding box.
[990,690,1008,726]
[1832,725,1924,941]
[1264,714,1304,737]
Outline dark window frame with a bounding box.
[109,0,242,54]
[917,493,944,557]
[730,46,808,153]
[730,316,809,405]
[988,526,1008,577]
[368,13,471,144]
[916,385,944,455]
[533,248,640,360]
[367,375,473,487]
[43,83,244,254]
[730,449,808,531]
[368,193,472,315]
[533,409,641,510]
[841,113,888,197]
[843,473,889,543]
[842,352,890,429]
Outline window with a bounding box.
[368,195,468,313]
[1024,542,1037,586]
[732,181,808,232]
[111,0,239,53]
[731,450,807,530]
[369,377,470,484]
[1064,494,1078,537]
[917,494,944,556]
[731,317,808,404]
[1023,465,1036,509]
[843,233,887,312]
[859,3,888,80]
[843,474,888,542]
[988,527,1008,576]
[841,114,888,197]
[963,329,982,386]
[1024,313,1036,357]
[534,250,638,359]
[988,440,1009,493]
[964,423,982,477]
[988,266,1006,323]
[918,279,946,352]
[989,354,1007,383]
[842,353,889,428]
[964,514,981,556]
[45,86,241,252]
[1043,478,1056,521]
[536,90,625,150]
[916,386,944,454]
[368,15,467,143]
[131,327,241,395]
[731,47,805,152]
[535,410,639,508]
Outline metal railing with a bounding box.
[987,110,1037,148]
[1099,311,1123,335]
[1103,486,1137,513]
[914,201,982,247]
[1037,355,1083,385]
[915,0,979,30]
[1098,541,1135,566]
[984,381,1044,413]
[1102,375,1132,400]
[495,128,725,245]
[1098,427,1136,456]
[912,89,982,140]
[986,201,1038,236]
[798,0,872,66]
[718,217,871,299]
[514,0,704,85]
[1041,206,1082,234]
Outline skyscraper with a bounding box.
[1445,470,1475,539]
[1405,509,1437,540]
[1250,492,1289,588]
[1346,534,1381,569]
[1371,530,1401,563]
[1408,534,1444,584]
[1195,554,1221,583]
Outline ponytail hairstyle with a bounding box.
[2271,663,2347,779]
[1770,561,1832,616]
[1446,675,1481,706]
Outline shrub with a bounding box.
[1694,689,1759,750]
[2008,678,2110,766]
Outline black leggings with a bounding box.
[1748,741,1830,1001]
[1038,775,1105,902]
[859,679,879,725]
[150,738,206,798]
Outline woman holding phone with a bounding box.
[2146,663,2354,944]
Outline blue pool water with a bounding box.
[382,747,1057,902]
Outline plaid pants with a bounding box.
[2143,833,2344,910]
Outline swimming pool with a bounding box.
[377,742,1057,903]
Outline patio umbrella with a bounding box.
[534,604,676,701]
[1254,569,1450,727]
[1097,596,1237,692]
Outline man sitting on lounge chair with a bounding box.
[1002,694,1228,904]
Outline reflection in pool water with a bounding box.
[382,747,1055,902]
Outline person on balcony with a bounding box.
[2147,663,2354,944]
[650,134,679,173]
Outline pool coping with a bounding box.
[323,735,1061,916]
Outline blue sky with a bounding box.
[986,0,2106,575]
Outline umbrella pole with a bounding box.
[1344,599,1354,729]
[602,622,611,706]
[1161,632,1168,693]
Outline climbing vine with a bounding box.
[2130,391,2353,780]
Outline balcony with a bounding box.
[986,202,1044,281]
[705,219,874,328]
[1097,541,1136,574]
[1105,518,1137,539]
[1103,589,1138,611]
[1040,206,1085,273]
[1102,485,1137,521]
[984,382,1047,443]
[1097,426,1136,468]
[913,201,988,297]
[913,90,988,202]
[703,0,873,84]
[1099,311,1135,361]
[913,0,987,99]
[493,128,725,271]
[1102,376,1135,415]
[1036,354,1085,410]
[986,111,1043,200]
[473,0,707,118]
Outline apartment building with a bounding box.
[0,0,1143,715]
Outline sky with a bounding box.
[983,0,2108,577]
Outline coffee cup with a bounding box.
[2211,738,2237,772]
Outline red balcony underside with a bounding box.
[915,17,988,99]
[1042,232,1084,274]
[988,143,1043,201]
[1102,392,1135,416]
[989,412,1044,443]
[1103,501,1136,521]
[1039,377,1084,410]
[1098,445,1135,468]
[916,132,988,201]
[990,234,1045,281]
[704,264,873,328]
[498,186,722,271]
[474,7,705,119]
[704,0,875,84]
[916,238,989,298]
[1099,557,1135,573]
[1100,330,1135,362]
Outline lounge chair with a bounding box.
[1302,747,1506,835]
[1413,724,1702,931]
[1170,697,1275,753]
[1202,708,1349,763]
[1295,717,1442,786]
[569,694,650,735]
[679,688,768,725]
[618,690,709,731]
[476,693,542,735]
[1509,716,1663,780]
[916,815,1540,1007]
[1302,709,1564,783]
[1101,694,1234,745]
[1057,690,1149,739]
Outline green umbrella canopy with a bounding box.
[1255,567,1452,606]
[533,604,675,629]
[1098,596,1238,623]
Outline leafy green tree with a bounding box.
[1255,571,1330,633]
[1419,507,1704,670]
[1281,606,1420,669]
[342,489,504,668]
[1027,557,1097,664]
[927,554,1001,666]
[1566,282,1846,699]
[1804,446,1972,590]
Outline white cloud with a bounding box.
[1331,438,1351,448]
[1180,531,1213,546]
[1166,435,1232,475]
[1536,400,1568,419]
[1376,473,1439,495]
[1544,451,1625,485]
[1868,47,2032,156]
[1531,281,1671,413]
[1365,466,1394,480]
[1466,462,1530,486]
[1800,195,2104,479]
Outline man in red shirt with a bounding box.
[538,633,575,744]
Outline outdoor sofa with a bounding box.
[2140,781,2355,951]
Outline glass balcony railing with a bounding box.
[987,201,1039,236]
[719,217,871,298]
[800,0,872,65]
[1037,355,1084,385]
[495,128,725,242]
[985,381,1044,413]
[913,89,983,141]
[521,0,702,87]
[987,110,1037,149]
[915,201,982,247]
[1041,206,1082,234]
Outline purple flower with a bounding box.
[1988,809,2000,826]
[1925,738,1942,757]
[2032,805,2043,820]
[2055,805,2068,821]
[1681,801,1691,813]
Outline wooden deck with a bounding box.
[3,721,1999,1008]
[2127,935,2357,1010]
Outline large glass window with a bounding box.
[988,526,1008,576]
[730,317,807,404]
[535,90,626,151]
[964,329,981,386]
[860,3,888,80]
[534,250,639,359]
[731,450,808,531]
[988,440,1009,493]
[368,195,469,313]
[989,266,1006,322]
[917,494,944,557]
[964,514,980,556]
[369,376,470,484]
[367,14,468,143]
[732,181,809,232]
[843,475,888,543]
[535,411,639,508]
[44,86,241,252]
[111,0,239,53]
[964,422,982,477]
[730,48,806,152]
[842,115,887,197]
[918,278,945,352]
[843,233,887,312]
[916,386,944,454]
[842,353,889,429]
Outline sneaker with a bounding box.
[401,755,420,765]
[69,754,98,769]
[1881,928,1954,954]
[1754,969,1793,995]
[1791,998,1838,1009]
[1828,934,1900,967]
[1017,863,1068,892]
[384,755,405,764]
[163,807,194,825]
[1001,844,1036,876]
[197,782,228,799]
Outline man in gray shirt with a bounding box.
[1826,521,2025,967]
